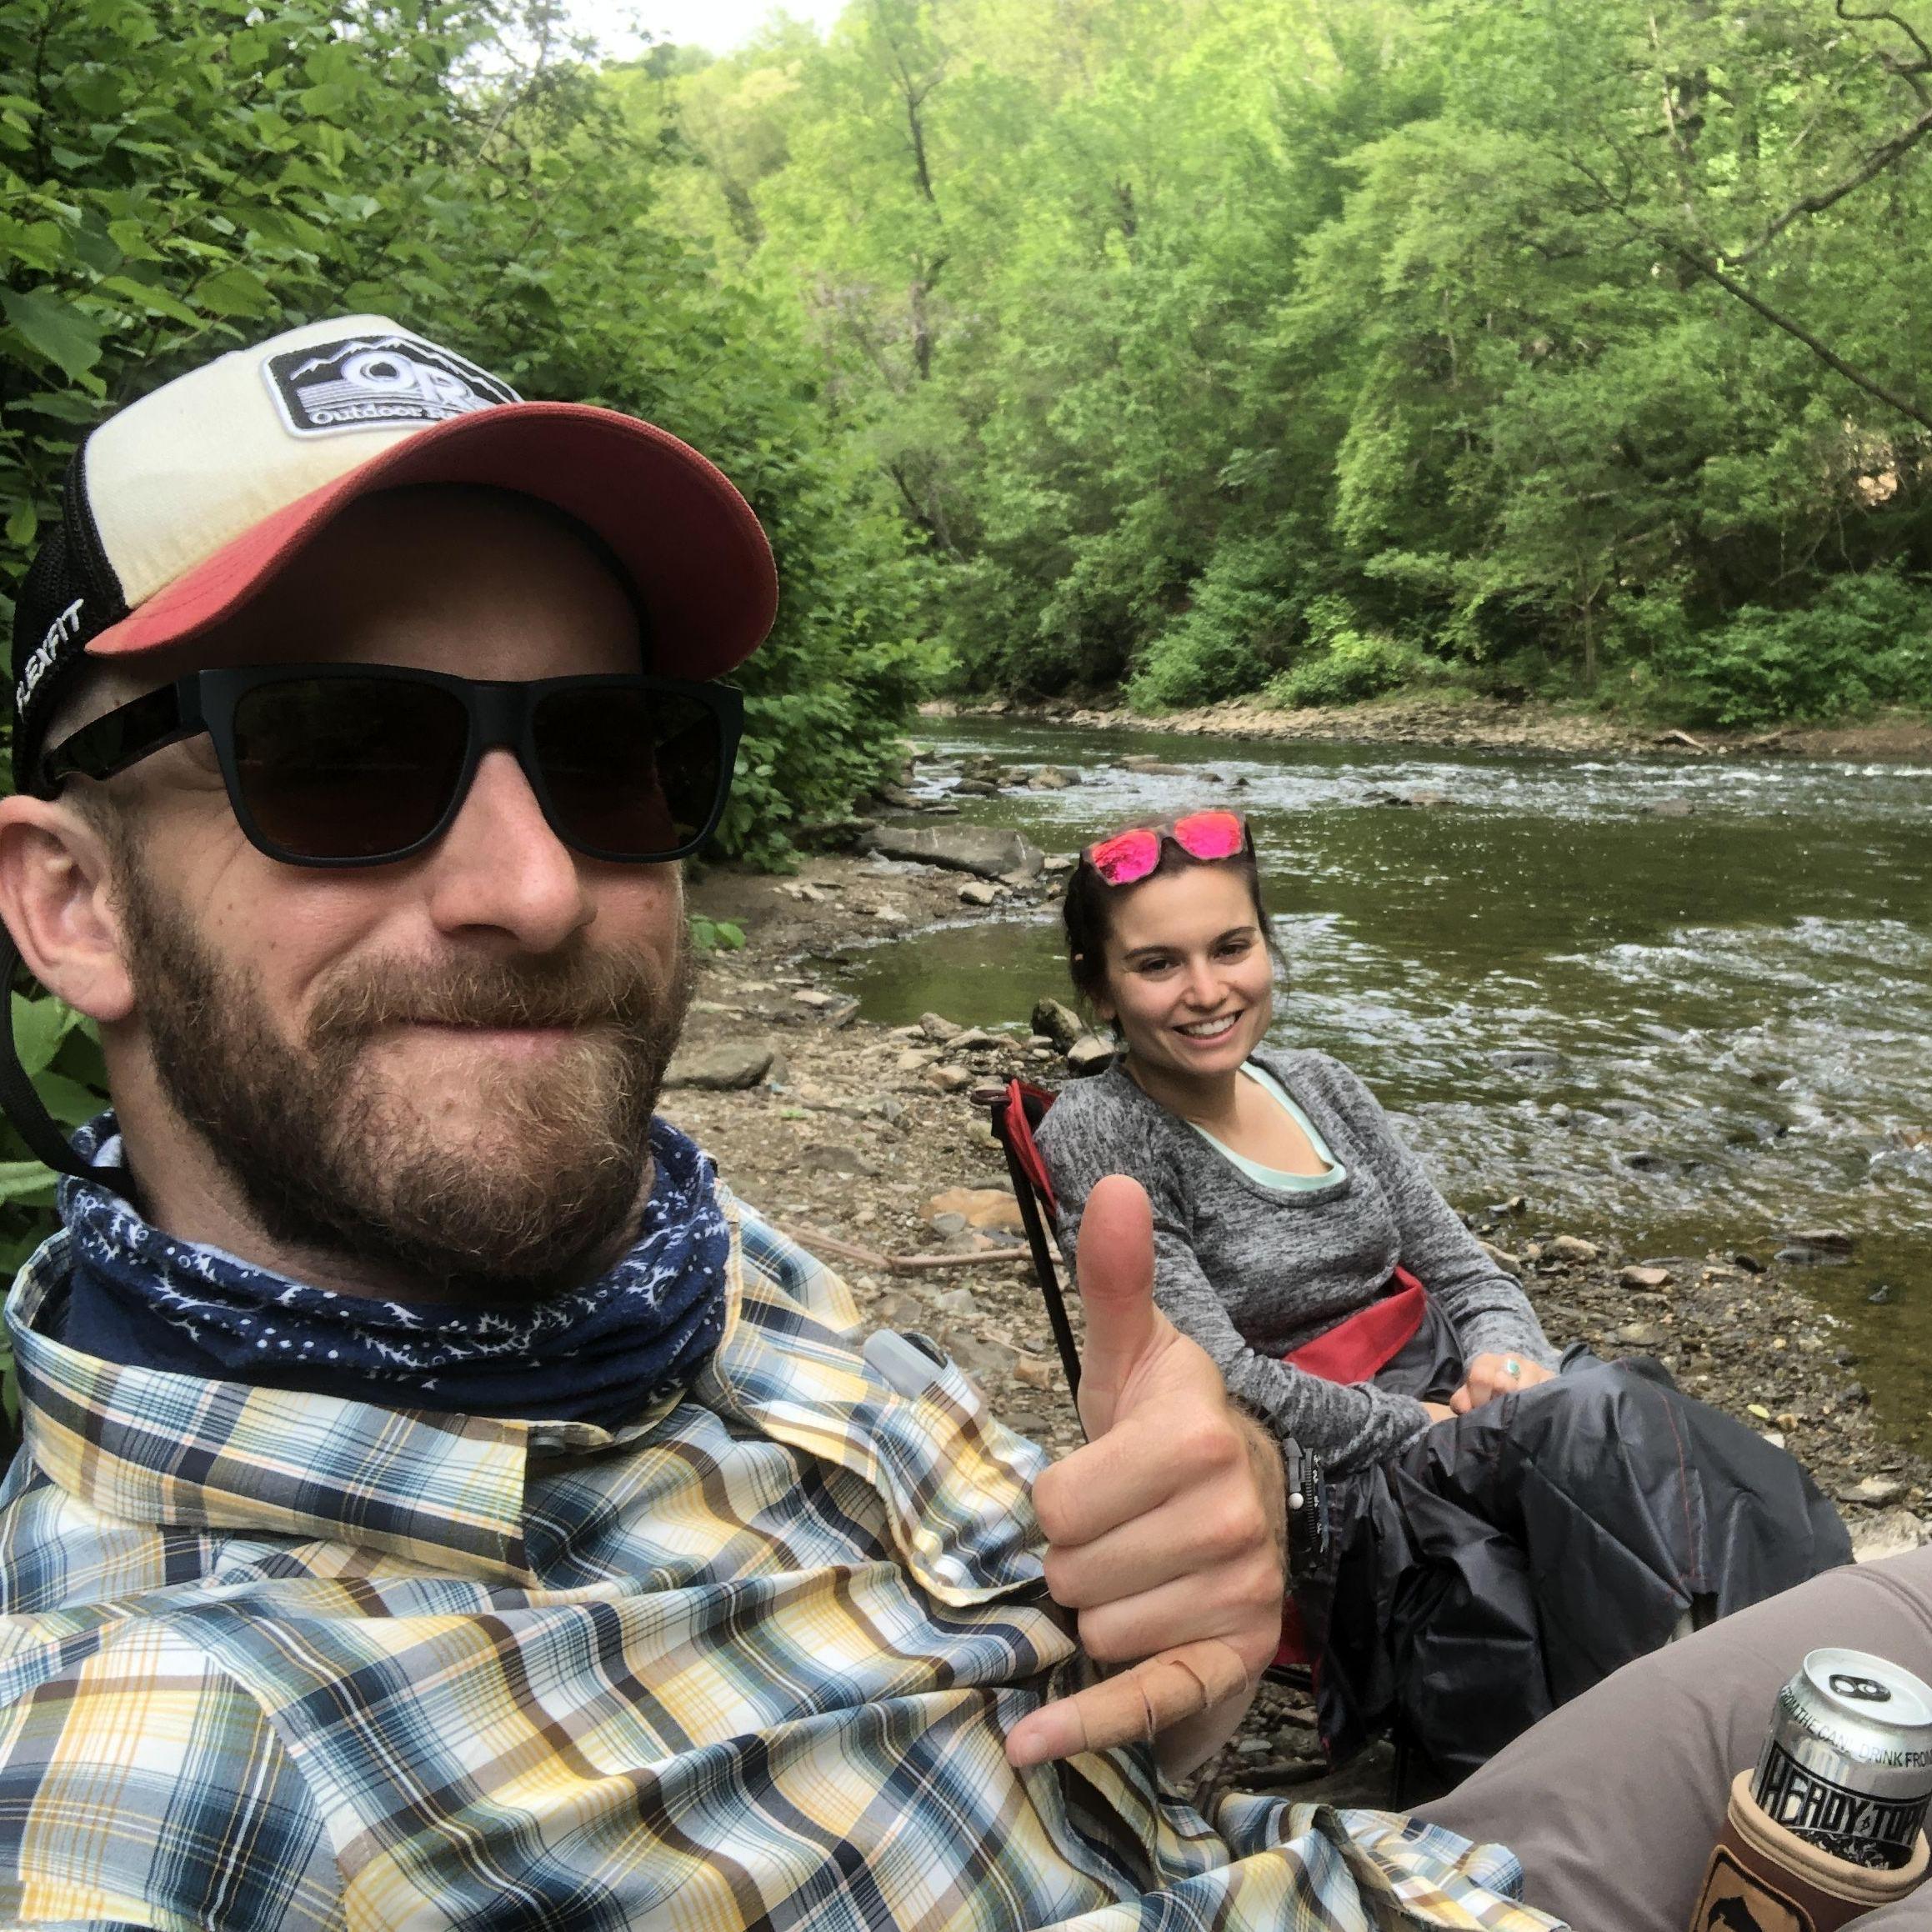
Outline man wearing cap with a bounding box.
[0,318,1554,1929]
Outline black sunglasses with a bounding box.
[33,665,744,867]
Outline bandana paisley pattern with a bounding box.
[58,1114,729,1428]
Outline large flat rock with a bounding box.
[664,1041,775,1091]
[863,822,1044,880]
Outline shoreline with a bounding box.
[677,847,1932,1794]
[921,692,1932,762]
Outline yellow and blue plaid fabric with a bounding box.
[0,1191,1565,1930]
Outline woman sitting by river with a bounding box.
[1035,808,1851,1791]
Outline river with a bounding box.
[828,716,1932,1451]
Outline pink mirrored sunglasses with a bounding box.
[1083,808,1250,887]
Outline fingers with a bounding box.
[1004,1640,1256,1769]
[1063,1561,1286,1676]
[1072,1176,1160,1438]
[1040,1470,1271,1614]
[1033,1381,1237,1550]
[1449,1384,1474,1415]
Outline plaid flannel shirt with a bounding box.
[0,1188,1565,1931]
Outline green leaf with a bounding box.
[8,995,69,1079]
[0,287,104,379]
[191,264,273,317]
[98,274,201,327]
[5,501,35,547]
[0,1161,58,1209]
[33,1070,106,1129]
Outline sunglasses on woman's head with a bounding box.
[1083,809,1249,887]
[33,665,743,867]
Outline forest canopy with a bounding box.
[6,0,1932,851]
[639,0,1932,726]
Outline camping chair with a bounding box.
[986,1079,1319,1679]
[986,1077,1434,1799]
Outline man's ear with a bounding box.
[0,795,136,1024]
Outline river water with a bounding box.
[829,717,1932,1449]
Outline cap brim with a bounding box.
[86,403,778,679]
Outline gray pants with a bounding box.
[1418,1547,1932,1930]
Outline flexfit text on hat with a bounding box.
[9,316,778,785]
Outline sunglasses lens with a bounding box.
[232,678,469,860]
[1172,810,1245,860]
[1089,828,1162,885]
[532,685,725,858]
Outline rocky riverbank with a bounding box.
[675,844,1932,1801]
[923,691,1932,762]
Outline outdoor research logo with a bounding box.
[263,333,520,438]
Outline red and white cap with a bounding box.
[11,315,778,783]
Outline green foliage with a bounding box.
[1,0,932,875]
[1655,572,1932,728]
[653,0,1932,723]
[1126,541,1304,709]
[688,913,745,953]
[1270,604,1446,709]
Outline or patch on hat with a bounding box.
[263,330,520,438]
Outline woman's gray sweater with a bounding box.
[1036,1049,1559,1471]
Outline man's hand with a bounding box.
[1449,1350,1555,1414]
[1004,1176,1288,1775]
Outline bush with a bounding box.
[1269,599,1444,707]
[1658,572,1932,728]
[1125,540,1302,708]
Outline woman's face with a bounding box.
[1094,863,1276,1084]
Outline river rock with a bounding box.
[949,1029,1001,1051]
[1028,765,1077,789]
[863,822,1046,880]
[1608,1321,1664,1348]
[1489,1046,1567,1074]
[793,988,836,1008]
[896,1047,937,1071]
[875,781,923,810]
[923,1063,973,1094]
[1852,1509,1929,1564]
[1066,1034,1118,1077]
[920,1012,962,1041]
[1012,1356,1055,1390]
[803,1144,878,1178]
[1043,853,1074,873]
[1032,998,1084,1050]
[1839,1474,1908,1507]
[958,879,1000,907]
[1620,1265,1674,1293]
[953,778,1000,797]
[1479,1241,1524,1279]
[927,1187,1025,1233]
[664,1041,775,1091]
[1788,1227,1855,1255]
[1545,1235,1601,1264]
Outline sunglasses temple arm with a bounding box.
[0,927,131,1191]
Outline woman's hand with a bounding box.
[1449,1351,1556,1414]
[1420,1400,1457,1424]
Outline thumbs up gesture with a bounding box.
[1003,1176,1289,1775]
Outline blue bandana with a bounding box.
[56,1114,729,1429]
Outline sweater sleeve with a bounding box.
[1300,1055,1559,1372]
[1037,1082,1437,1472]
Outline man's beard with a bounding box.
[113,858,693,1301]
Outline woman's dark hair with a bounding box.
[1061,832,1286,1029]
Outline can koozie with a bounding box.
[1689,1771,1929,1932]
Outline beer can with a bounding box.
[1751,1647,1932,1869]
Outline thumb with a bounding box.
[1074,1175,1160,1437]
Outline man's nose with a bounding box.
[421,748,593,951]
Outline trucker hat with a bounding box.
[8,315,779,786]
